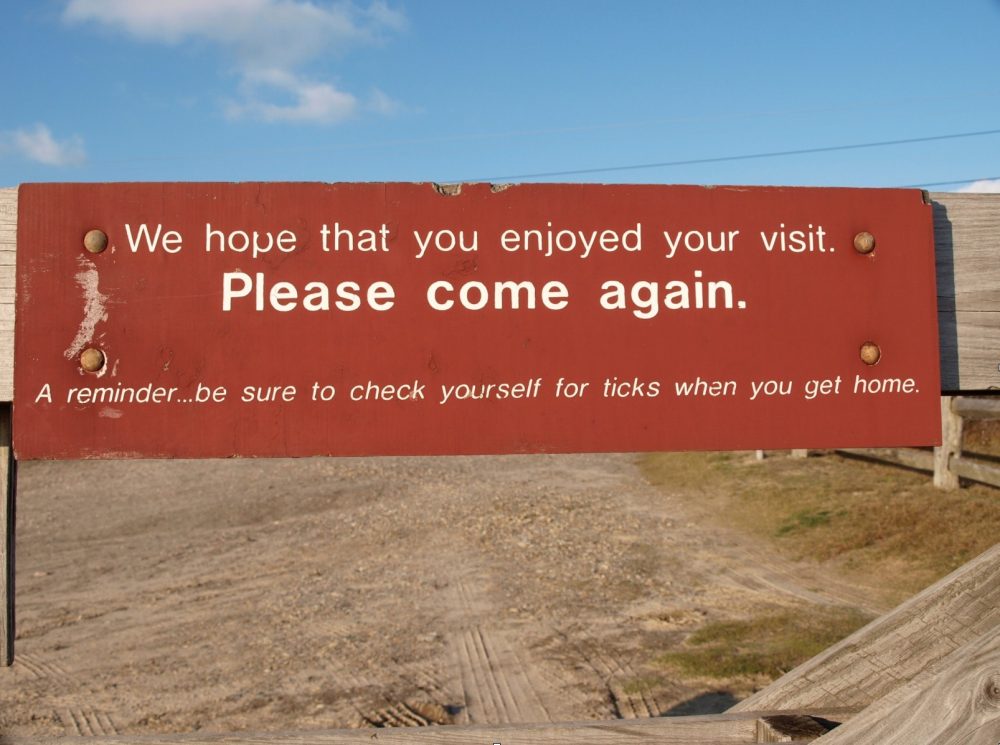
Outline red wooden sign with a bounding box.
[13,182,940,459]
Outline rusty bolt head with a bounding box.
[80,347,105,373]
[853,231,876,255]
[83,229,108,254]
[860,342,881,366]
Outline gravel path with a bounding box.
[1,453,880,736]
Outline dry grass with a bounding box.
[657,605,871,681]
[964,419,1000,456]
[640,448,1000,599]
[638,436,1000,697]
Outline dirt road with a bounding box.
[1,453,881,736]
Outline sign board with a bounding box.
[13,182,940,459]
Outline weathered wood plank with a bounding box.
[0,708,856,745]
[951,455,1000,489]
[812,629,1000,745]
[933,194,1000,313]
[932,193,1000,391]
[836,447,934,473]
[730,542,1000,712]
[757,714,840,742]
[0,187,14,403]
[937,311,1000,392]
[953,395,1000,420]
[0,403,13,666]
[934,395,962,489]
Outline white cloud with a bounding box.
[226,69,357,124]
[63,0,404,124]
[1,124,86,166]
[955,178,1000,193]
[365,1,406,32]
[367,88,402,116]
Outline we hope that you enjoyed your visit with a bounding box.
[122,218,837,318]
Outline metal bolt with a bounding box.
[80,347,105,373]
[860,342,881,366]
[83,229,108,254]
[853,231,876,255]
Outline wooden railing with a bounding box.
[837,395,1000,490]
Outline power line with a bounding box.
[905,176,1000,188]
[92,88,1000,167]
[463,128,1000,183]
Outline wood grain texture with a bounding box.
[0,188,14,403]
[932,193,1000,391]
[934,396,962,489]
[0,708,856,745]
[937,311,1000,392]
[812,629,1000,745]
[0,403,13,666]
[951,455,1000,489]
[731,542,1000,713]
[933,194,1000,313]
[757,714,839,742]
[953,395,1000,420]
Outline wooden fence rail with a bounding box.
[0,709,859,745]
[834,395,1000,490]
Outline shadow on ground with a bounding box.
[663,691,739,716]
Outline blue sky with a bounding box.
[1,0,998,190]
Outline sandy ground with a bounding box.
[0,453,884,736]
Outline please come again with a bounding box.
[221,270,746,318]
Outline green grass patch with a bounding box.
[658,606,871,680]
[776,509,840,536]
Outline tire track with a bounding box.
[17,653,122,735]
[16,653,79,687]
[300,630,458,729]
[447,579,553,724]
[355,663,457,728]
[529,659,592,711]
[360,700,454,728]
[574,644,662,718]
[293,628,451,729]
[57,708,119,736]
[452,625,551,724]
[509,646,558,721]
[397,661,458,709]
[457,626,512,722]
[454,579,490,616]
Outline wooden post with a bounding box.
[0,188,13,667]
[0,403,13,666]
[933,396,962,490]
